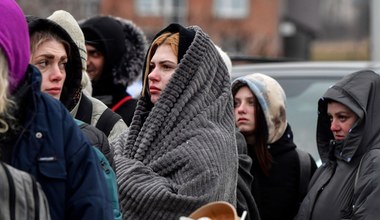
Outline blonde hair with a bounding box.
[30,31,70,59]
[0,49,16,133]
[142,32,179,97]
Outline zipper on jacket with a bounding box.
[309,163,337,219]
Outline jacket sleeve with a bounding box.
[353,151,380,219]
[63,111,113,220]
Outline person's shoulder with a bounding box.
[77,120,108,144]
[361,149,380,170]
[87,96,108,113]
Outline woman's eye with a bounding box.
[59,62,67,70]
[338,115,347,122]
[162,64,174,71]
[233,100,240,108]
[37,60,48,68]
[149,64,155,71]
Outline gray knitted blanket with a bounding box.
[111,25,238,220]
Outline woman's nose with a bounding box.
[50,64,64,81]
[148,67,160,81]
[330,119,339,132]
[237,104,246,114]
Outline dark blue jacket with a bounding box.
[10,66,113,220]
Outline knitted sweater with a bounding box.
[111,24,238,219]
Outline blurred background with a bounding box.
[17,0,374,61]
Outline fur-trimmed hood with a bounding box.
[79,16,147,88]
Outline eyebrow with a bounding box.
[37,54,67,60]
[37,54,55,59]
[151,59,176,64]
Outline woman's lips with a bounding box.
[149,86,161,94]
[238,117,248,122]
[46,88,61,95]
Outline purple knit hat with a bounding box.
[0,0,30,93]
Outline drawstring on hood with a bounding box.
[0,0,30,93]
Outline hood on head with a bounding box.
[232,73,287,144]
[27,16,82,110]
[0,0,30,93]
[80,16,147,87]
[151,23,196,64]
[141,23,196,101]
[48,10,87,73]
[47,10,92,96]
[317,70,380,162]
[113,17,147,87]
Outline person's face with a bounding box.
[147,44,178,104]
[327,101,358,141]
[30,39,67,100]
[85,44,104,81]
[234,86,256,134]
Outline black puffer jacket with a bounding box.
[295,70,380,220]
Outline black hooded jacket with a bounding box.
[296,70,380,220]
[250,125,317,220]
[80,16,147,126]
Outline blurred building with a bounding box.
[17,0,98,19]
[101,0,282,58]
[17,0,322,60]
[280,0,321,60]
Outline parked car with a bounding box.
[231,61,380,166]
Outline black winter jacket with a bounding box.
[251,125,317,220]
[295,70,380,220]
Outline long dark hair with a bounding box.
[232,82,272,176]
[253,100,272,176]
